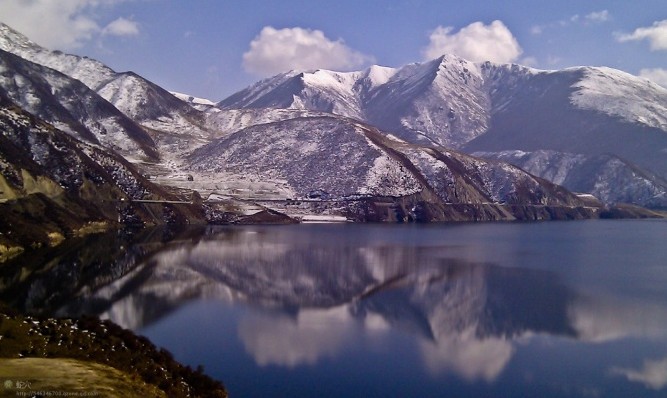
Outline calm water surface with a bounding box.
[4,220,667,397]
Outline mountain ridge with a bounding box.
[0,48,159,160]
[218,55,667,149]
[216,54,667,207]
[0,22,212,159]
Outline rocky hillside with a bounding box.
[474,150,667,208]
[0,95,207,259]
[188,114,599,222]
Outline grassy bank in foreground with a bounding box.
[0,358,166,397]
[0,310,227,397]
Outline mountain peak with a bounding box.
[0,22,43,54]
[429,54,484,82]
[0,22,116,90]
[361,65,397,88]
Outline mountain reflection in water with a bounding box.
[3,221,667,397]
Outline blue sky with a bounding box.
[1,0,666,100]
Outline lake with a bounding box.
[3,219,667,397]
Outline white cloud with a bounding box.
[422,20,523,63]
[0,0,138,50]
[242,26,374,76]
[532,10,610,35]
[586,10,610,23]
[639,68,667,88]
[102,17,139,37]
[612,357,667,390]
[617,20,667,51]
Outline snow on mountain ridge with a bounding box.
[0,22,211,158]
[188,116,418,198]
[0,23,116,90]
[217,71,303,109]
[219,54,497,146]
[0,49,158,160]
[96,72,198,122]
[570,66,667,129]
[301,69,361,92]
[98,73,155,120]
[220,53,667,151]
[0,23,38,52]
[204,108,336,140]
[296,69,366,119]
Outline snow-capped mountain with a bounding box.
[218,55,667,207]
[0,23,211,157]
[220,55,667,156]
[218,55,490,147]
[96,72,197,122]
[465,64,667,180]
[0,49,158,160]
[0,23,186,119]
[0,23,116,90]
[474,150,667,208]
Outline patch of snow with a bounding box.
[170,91,216,106]
[302,69,362,93]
